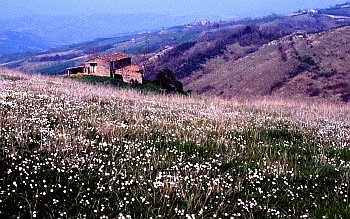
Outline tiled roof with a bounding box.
[86,53,130,62]
[123,65,143,72]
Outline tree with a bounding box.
[156,68,177,89]
[155,68,185,94]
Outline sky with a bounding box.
[1,0,345,19]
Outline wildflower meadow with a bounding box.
[1,70,350,218]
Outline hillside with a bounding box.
[183,25,350,102]
[0,13,209,52]
[1,69,350,218]
[0,31,50,54]
[144,8,350,80]
[3,4,350,75]
[2,4,350,102]
[0,24,204,74]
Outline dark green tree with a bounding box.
[156,68,176,88]
[156,68,185,94]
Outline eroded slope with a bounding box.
[183,26,350,102]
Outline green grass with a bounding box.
[122,30,201,54]
[70,75,162,94]
[1,71,350,218]
[2,125,349,218]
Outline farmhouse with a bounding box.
[66,53,143,84]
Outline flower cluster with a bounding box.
[0,70,350,218]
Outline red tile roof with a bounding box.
[86,53,130,62]
[123,65,143,72]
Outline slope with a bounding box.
[144,9,350,81]
[0,31,49,54]
[183,25,350,102]
[3,3,350,82]
[0,14,206,46]
[2,69,350,218]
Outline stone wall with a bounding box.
[84,57,111,77]
[115,69,143,84]
[68,54,143,84]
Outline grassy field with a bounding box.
[1,70,350,218]
[70,75,165,95]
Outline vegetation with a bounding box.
[70,75,162,94]
[145,15,344,80]
[156,68,186,94]
[1,70,350,218]
[2,3,350,85]
[184,24,350,102]
[235,13,283,25]
[29,54,80,62]
[69,73,188,95]
[83,45,114,55]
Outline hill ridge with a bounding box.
[183,25,350,102]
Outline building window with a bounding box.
[89,63,97,73]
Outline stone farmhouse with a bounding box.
[66,53,143,84]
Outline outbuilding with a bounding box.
[67,53,143,84]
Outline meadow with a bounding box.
[1,70,350,218]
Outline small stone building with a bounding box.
[67,53,143,84]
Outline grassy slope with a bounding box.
[184,25,350,102]
[182,41,299,97]
[273,26,350,101]
[145,6,350,80]
[1,70,350,218]
[71,75,162,94]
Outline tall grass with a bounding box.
[1,69,350,218]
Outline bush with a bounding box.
[156,68,185,94]
[298,55,317,66]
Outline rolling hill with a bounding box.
[2,3,350,102]
[0,31,50,54]
[143,7,350,80]
[183,25,350,102]
[0,13,216,53]
[0,23,205,74]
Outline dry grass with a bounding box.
[185,26,350,103]
[1,69,350,218]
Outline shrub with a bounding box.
[156,68,185,94]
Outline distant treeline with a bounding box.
[28,44,115,62]
[29,54,80,62]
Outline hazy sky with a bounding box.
[1,0,344,19]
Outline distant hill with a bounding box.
[0,13,214,50]
[183,25,350,102]
[144,9,350,81]
[3,3,350,103]
[0,24,205,74]
[0,31,49,54]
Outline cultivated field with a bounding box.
[1,70,350,218]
